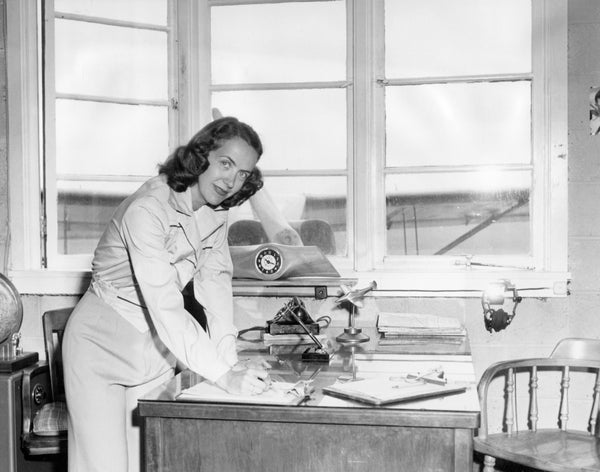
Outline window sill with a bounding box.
[8,268,570,298]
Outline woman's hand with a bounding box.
[215,363,271,395]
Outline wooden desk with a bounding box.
[138,329,480,472]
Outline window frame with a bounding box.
[364,0,569,295]
[43,0,180,270]
[6,0,569,297]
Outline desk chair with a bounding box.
[21,308,72,455]
[474,338,600,472]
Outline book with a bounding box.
[177,380,308,406]
[262,332,328,345]
[377,312,466,337]
[378,335,464,346]
[322,377,467,406]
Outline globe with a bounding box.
[0,273,23,350]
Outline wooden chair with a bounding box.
[474,338,600,471]
[21,307,73,456]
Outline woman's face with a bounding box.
[192,137,259,210]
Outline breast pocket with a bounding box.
[166,225,197,286]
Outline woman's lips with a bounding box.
[213,184,228,197]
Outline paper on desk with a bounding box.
[319,381,477,411]
[177,380,306,406]
[322,377,467,406]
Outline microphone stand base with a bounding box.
[336,327,370,345]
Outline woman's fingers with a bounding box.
[242,368,271,394]
[216,363,272,395]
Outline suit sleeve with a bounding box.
[193,216,239,367]
[119,199,233,382]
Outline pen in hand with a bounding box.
[260,374,272,392]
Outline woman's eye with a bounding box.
[238,171,250,181]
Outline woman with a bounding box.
[63,117,271,472]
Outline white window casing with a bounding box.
[5,0,569,298]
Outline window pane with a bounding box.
[55,0,167,25]
[57,181,137,255]
[386,82,531,167]
[211,1,345,84]
[229,176,347,257]
[55,19,167,101]
[55,100,168,176]
[213,90,347,171]
[385,171,531,256]
[385,0,531,78]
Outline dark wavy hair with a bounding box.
[158,117,263,209]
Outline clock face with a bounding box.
[255,247,282,276]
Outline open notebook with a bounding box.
[177,380,308,406]
[322,377,467,406]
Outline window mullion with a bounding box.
[531,0,568,273]
[6,0,43,271]
[43,0,59,269]
[175,0,211,143]
[351,0,377,272]
[167,0,179,149]
[372,0,386,267]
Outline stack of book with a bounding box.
[262,332,328,345]
[377,312,466,345]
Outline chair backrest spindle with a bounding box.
[529,366,538,431]
[559,365,570,431]
[506,367,515,435]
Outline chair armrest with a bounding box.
[21,362,52,431]
[21,362,54,451]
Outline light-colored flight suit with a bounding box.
[63,175,238,472]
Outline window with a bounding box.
[46,0,173,269]
[6,0,568,296]
[209,1,348,258]
[381,1,533,261]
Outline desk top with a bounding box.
[139,328,480,429]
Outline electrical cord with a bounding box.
[237,326,266,338]
[316,315,331,328]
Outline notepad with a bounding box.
[177,380,307,406]
[322,377,467,406]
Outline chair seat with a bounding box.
[22,400,68,456]
[32,401,68,436]
[474,430,600,472]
